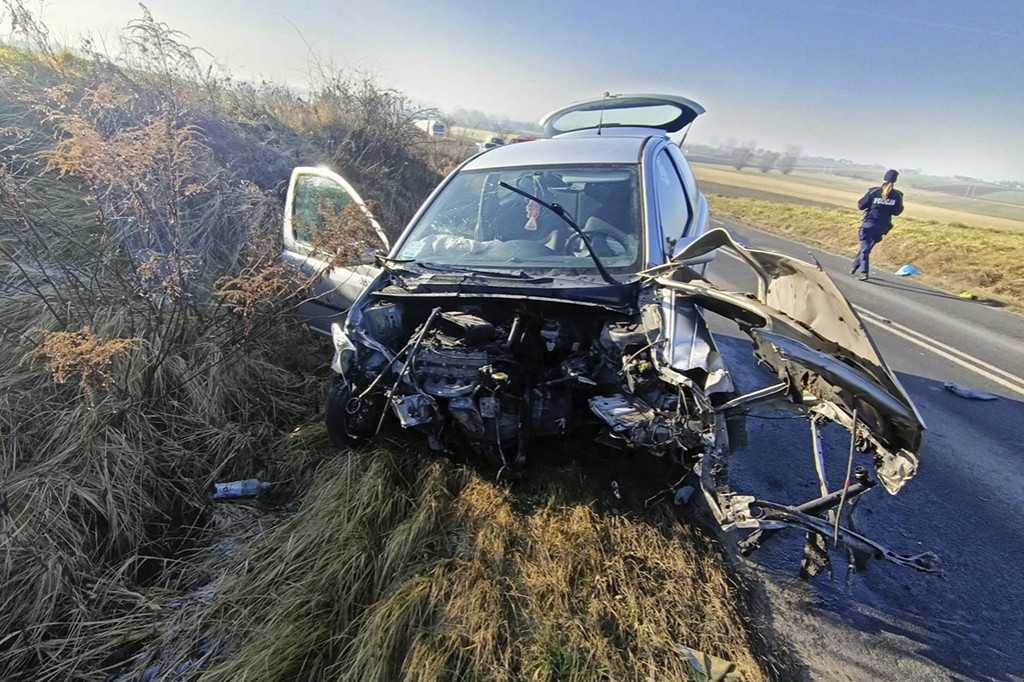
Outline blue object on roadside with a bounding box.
[895,264,921,276]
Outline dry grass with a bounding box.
[125,432,778,682]
[0,5,418,679]
[706,194,1024,312]
[32,326,138,399]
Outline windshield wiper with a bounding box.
[499,181,620,285]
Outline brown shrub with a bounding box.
[32,326,138,398]
[0,7,323,679]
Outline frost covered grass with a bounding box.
[0,3,438,678]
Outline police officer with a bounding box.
[851,169,904,281]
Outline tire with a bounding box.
[324,374,354,447]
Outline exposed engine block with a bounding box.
[336,299,714,470]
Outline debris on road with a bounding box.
[943,382,999,401]
[959,291,978,300]
[895,264,921,276]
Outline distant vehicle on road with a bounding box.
[413,119,447,136]
[478,135,504,151]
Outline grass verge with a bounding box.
[128,427,781,682]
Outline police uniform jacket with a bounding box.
[858,186,904,236]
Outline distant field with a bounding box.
[692,163,1024,232]
[449,125,493,142]
[888,174,959,190]
[701,192,1024,313]
[983,190,1024,206]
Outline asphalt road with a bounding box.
[703,217,1024,682]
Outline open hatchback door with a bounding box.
[540,93,706,137]
[281,166,390,336]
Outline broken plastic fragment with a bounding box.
[668,643,745,681]
[943,382,999,401]
[609,480,622,516]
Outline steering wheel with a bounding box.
[563,224,631,258]
[489,239,557,259]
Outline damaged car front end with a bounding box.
[282,94,936,576]
[653,229,935,575]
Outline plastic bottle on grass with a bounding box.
[211,479,270,499]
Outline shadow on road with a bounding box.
[867,276,1008,309]
[858,276,967,302]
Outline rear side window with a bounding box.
[668,143,700,209]
[653,150,692,253]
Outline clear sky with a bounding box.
[27,0,1024,181]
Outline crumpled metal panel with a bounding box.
[650,229,925,493]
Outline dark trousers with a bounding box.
[851,227,880,275]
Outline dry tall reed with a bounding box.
[0,4,439,679]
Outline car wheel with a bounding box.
[324,374,355,447]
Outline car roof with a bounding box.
[461,134,650,171]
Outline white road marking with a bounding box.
[854,306,1024,397]
[715,249,1024,398]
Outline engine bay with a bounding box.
[329,296,718,473]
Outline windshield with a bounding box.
[396,165,642,273]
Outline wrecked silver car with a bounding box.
[281,94,936,575]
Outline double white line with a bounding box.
[715,247,1024,398]
[853,305,1024,398]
